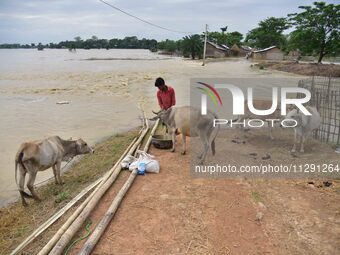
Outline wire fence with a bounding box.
[298,76,340,145]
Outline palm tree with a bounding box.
[181,34,203,59]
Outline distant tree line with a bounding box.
[0,2,338,63]
[0,36,158,50]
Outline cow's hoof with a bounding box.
[22,201,28,207]
[290,149,296,153]
[181,151,186,155]
[34,197,42,202]
[170,148,175,153]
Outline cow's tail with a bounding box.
[15,150,32,198]
[211,114,220,156]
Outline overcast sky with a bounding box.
[0,0,337,44]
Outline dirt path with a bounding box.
[70,137,277,255]
[68,127,339,255]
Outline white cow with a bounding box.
[236,100,282,139]
[15,136,94,206]
[151,106,219,164]
[283,106,321,153]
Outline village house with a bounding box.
[284,49,301,61]
[250,46,284,61]
[205,41,230,58]
[230,44,252,57]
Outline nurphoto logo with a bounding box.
[196,81,312,128]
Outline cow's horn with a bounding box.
[152,110,161,115]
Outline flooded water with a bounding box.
[0,48,170,73]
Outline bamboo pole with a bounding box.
[79,169,138,255]
[38,133,140,255]
[143,119,159,151]
[78,119,159,255]
[46,125,149,255]
[10,177,102,255]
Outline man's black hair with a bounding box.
[155,77,165,87]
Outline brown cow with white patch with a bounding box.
[15,136,94,206]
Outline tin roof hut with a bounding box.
[250,46,284,61]
[206,42,230,58]
[230,44,252,57]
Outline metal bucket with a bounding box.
[151,135,173,149]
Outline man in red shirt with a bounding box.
[155,77,176,110]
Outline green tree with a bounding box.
[208,31,228,45]
[288,1,340,63]
[245,17,289,49]
[122,36,139,48]
[208,31,243,46]
[73,36,83,48]
[227,31,243,46]
[157,39,177,53]
[181,34,203,59]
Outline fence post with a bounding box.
[310,76,315,105]
[326,75,331,101]
[326,90,334,143]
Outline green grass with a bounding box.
[55,191,70,204]
[251,191,262,202]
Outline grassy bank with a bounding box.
[0,129,139,255]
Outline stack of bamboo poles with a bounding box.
[78,118,159,255]
[25,116,159,255]
[10,178,103,255]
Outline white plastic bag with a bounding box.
[128,150,160,174]
[121,155,137,169]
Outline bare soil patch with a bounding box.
[70,136,278,255]
[254,62,340,77]
[69,128,339,255]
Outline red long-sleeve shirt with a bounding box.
[157,86,176,110]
